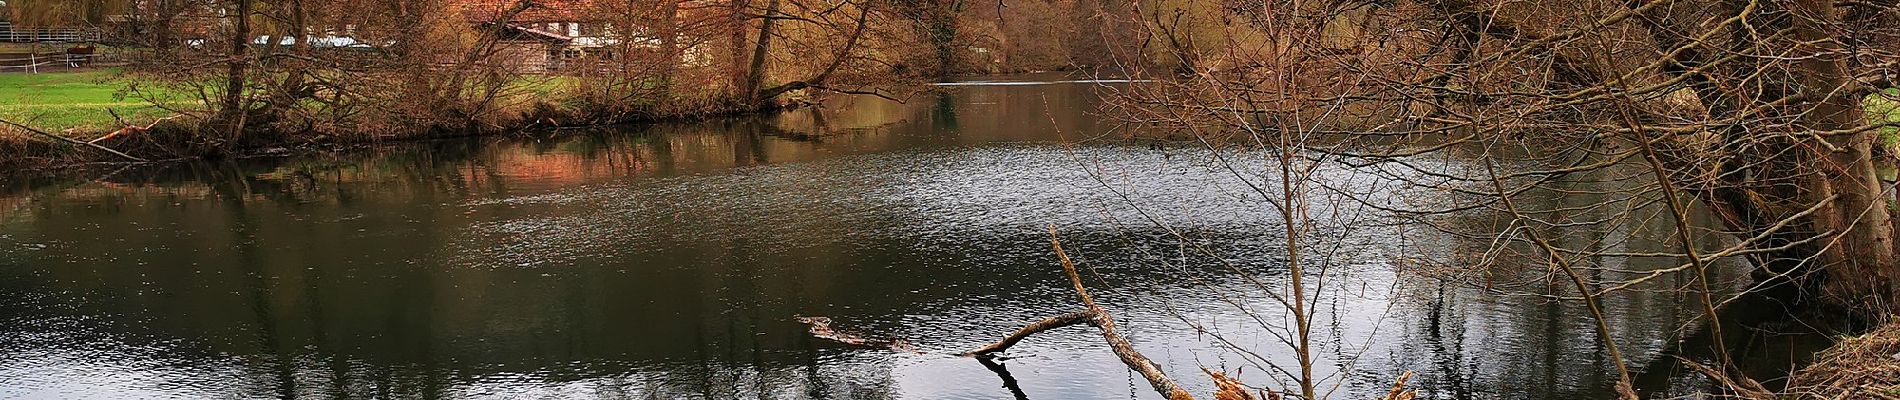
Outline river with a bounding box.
[0,74,1778,399]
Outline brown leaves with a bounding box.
[1205,368,1257,400]
[1380,370,1418,400]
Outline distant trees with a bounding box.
[7,0,1198,159]
[25,0,1023,155]
[2,0,133,27]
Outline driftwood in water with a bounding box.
[798,226,1417,400]
[962,227,1418,400]
[795,316,921,353]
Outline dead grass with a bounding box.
[1786,320,1900,399]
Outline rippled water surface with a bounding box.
[1,74,1763,399]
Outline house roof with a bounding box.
[498,24,573,43]
[452,0,599,23]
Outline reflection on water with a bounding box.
[0,74,1762,399]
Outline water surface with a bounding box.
[1,74,1764,399]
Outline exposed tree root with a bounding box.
[1674,356,1775,399]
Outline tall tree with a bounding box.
[217,0,254,138]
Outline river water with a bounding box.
[0,74,1770,399]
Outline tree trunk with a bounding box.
[752,2,870,102]
[220,0,252,138]
[743,0,780,106]
[274,0,309,109]
[922,0,956,78]
[1614,0,1897,322]
[965,229,1199,400]
[727,0,752,100]
[657,0,681,90]
[1786,0,1900,318]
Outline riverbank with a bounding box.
[1787,320,1900,399]
[0,69,819,172]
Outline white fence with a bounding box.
[0,23,105,43]
[0,53,107,73]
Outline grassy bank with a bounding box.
[4,69,1895,171]
[0,70,178,133]
[0,69,768,170]
[1874,90,1900,148]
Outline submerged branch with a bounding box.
[961,226,1203,400]
[961,311,1096,356]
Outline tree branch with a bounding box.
[0,118,148,162]
[962,226,1198,400]
[962,311,1096,356]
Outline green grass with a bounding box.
[514,75,581,97]
[0,70,184,134]
[0,70,590,138]
[1871,89,1900,148]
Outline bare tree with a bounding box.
[973,0,1899,397]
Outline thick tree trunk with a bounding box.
[275,0,309,108]
[727,0,753,100]
[1617,0,1897,322]
[753,3,871,102]
[657,0,681,90]
[743,0,780,106]
[219,0,253,136]
[1787,0,1900,317]
[922,1,956,78]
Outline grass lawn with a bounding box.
[0,70,583,137]
[0,70,185,135]
[1872,89,1900,147]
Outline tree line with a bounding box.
[0,0,1168,159]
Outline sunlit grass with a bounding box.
[0,70,184,135]
[1871,89,1900,148]
[0,70,602,137]
[512,75,581,97]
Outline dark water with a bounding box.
[0,74,1775,399]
